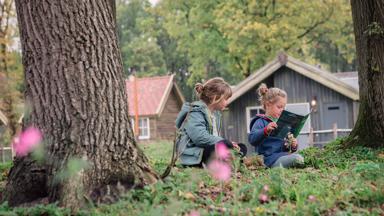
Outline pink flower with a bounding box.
[12,127,42,157]
[262,185,269,193]
[207,160,231,182]
[259,193,269,204]
[186,210,200,216]
[308,195,316,202]
[215,142,230,160]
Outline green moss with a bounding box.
[364,22,384,37]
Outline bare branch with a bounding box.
[296,6,334,39]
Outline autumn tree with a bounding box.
[348,0,384,147]
[151,0,357,86]
[117,0,193,98]
[3,0,157,210]
[117,0,167,76]
[0,0,23,140]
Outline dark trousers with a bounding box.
[201,143,247,164]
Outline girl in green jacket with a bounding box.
[176,77,247,166]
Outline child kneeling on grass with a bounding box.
[248,83,304,168]
[175,77,247,167]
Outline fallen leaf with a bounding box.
[178,191,196,200]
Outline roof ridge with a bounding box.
[125,75,172,82]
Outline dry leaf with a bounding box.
[178,190,196,200]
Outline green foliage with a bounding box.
[352,162,382,180]
[1,140,383,215]
[86,140,383,215]
[0,161,12,182]
[151,0,356,86]
[0,202,71,216]
[117,0,167,76]
[365,22,384,37]
[138,140,173,172]
[115,0,356,101]
[301,138,381,169]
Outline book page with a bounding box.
[270,110,309,139]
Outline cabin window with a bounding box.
[131,117,150,140]
[246,106,264,132]
[328,106,340,110]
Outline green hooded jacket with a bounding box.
[175,101,224,165]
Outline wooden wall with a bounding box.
[274,67,355,131]
[155,88,183,140]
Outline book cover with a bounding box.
[269,110,310,139]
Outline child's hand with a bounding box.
[291,138,298,149]
[266,122,277,134]
[232,142,240,151]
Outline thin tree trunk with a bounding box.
[349,0,384,147]
[3,0,158,210]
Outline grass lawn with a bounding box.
[0,139,383,215]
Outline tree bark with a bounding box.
[3,0,158,210]
[349,0,384,147]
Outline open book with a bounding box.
[269,110,310,139]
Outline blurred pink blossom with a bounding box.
[259,193,269,204]
[215,142,230,160]
[186,210,200,216]
[12,127,42,157]
[207,160,231,182]
[308,195,316,202]
[262,185,269,193]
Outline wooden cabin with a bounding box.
[125,75,185,141]
[222,53,359,150]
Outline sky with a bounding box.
[149,0,160,6]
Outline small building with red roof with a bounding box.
[126,75,185,140]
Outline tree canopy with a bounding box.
[0,0,24,141]
[117,0,356,99]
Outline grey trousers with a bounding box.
[271,153,304,168]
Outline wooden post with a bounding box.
[0,127,5,163]
[333,123,338,139]
[133,73,139,139]
[309,127,314,147]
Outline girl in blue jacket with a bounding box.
[248,83,304,168]
[176,77,247,166]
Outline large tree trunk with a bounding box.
[3,0,158,210]
[349,0,384,147]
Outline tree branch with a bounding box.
[296,6,334,39]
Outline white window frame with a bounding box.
[131,117,150,140]
[245,106,264,133]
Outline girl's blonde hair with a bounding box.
[257,83,287,109]
[195,77,232,105]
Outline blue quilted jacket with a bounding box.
[248,114,292,167]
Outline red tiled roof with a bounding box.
[126,75,174,116]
